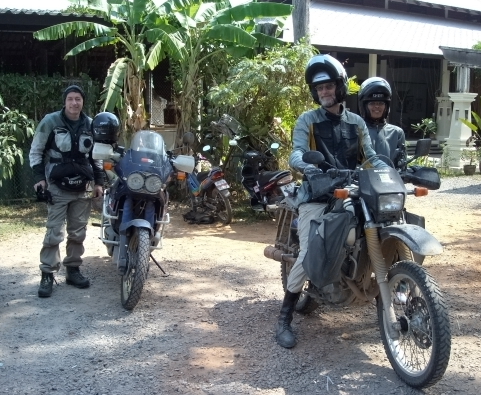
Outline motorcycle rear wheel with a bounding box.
[281,259,319,314]
[211,188,233,225]
[121,228,150,310]
[377,260,451,388]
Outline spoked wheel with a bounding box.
[377,260,451,388]
[121,227,150,310]
[281,258,319,314]
[212,188,233,225]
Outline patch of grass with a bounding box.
[0,202,48,240]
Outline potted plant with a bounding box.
[411,117,437,139]
[460,148,478,175]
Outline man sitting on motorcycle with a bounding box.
[275,54,388,349]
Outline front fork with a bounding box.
[361,199,401,340]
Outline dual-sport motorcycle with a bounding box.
[211,114,293,216]
[92,130,194,310]
[264,139,451,388]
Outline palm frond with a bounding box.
[34,21,113,40]
[214,2,292,25]
[101,58,129,112]
[205,24,256,48]
[146,30,186,69]
[65,36,118,58]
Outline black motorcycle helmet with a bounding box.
[358,77,392,122]
[305,54,348,105]
[92,112,120,144]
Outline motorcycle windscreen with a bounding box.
[128,130,173,182]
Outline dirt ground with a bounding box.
[0,183,480,394]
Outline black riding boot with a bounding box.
[275,291,301,348]
[38,272,54,298]
[65,266,90,288]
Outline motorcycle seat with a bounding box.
[258,170,290,186]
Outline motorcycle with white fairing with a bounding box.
[264,142,451,388]
[92,130,194,310]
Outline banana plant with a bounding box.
[34,0,186,144]
[160,0,293,143]
[34,0,292,145]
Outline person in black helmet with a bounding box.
[358,77,406,167]
[275,54,388,349]
[29,85,104,298]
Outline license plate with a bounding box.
[280,182,296,197]
[215,180,229,191]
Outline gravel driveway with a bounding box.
[0,175,480,395]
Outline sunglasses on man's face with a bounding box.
[315,82,336,92]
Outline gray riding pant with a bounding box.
[39,183,92,273]
[286,202,327,293]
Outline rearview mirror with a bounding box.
[413,138,432,158]
[183,132,195,146]
[270,142,280,154]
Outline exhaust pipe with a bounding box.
[264,245,296,264]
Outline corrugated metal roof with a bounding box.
[0,8,96,17]
[283,2,481,57]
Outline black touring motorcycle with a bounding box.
[92,125,194,310]
[264,139,451,388]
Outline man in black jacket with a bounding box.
[29,85,104,297]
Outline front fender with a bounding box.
[119,219,154,237]
[379,224,443,256]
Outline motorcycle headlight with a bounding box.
[145,174,162,193]
[127,172,144,190]
[378,193,404,212]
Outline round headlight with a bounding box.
[145,175,162,193]
[127,172,144,190]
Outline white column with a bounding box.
[368,54,377,77]
[445,92,478,169]
[440,59,450,95]
[380,59,387,79]
[435,96,452,142]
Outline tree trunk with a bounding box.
[293,0,310,44]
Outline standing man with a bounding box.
[358,77,406,166]
[29,85,104,298]
[275,54,388,349]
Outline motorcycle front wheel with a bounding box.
[377,260,451,388]
[212,188,233,225]
[121,227,150,310]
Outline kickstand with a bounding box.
[150,254,169,277]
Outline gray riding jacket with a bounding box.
[366,120,406,166]
[289,106,388,173]
[29,109,104,186]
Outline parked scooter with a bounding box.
[264,139,450,388]
[92,116,194,310]
[181,149,233,225]
[211,114,294,216]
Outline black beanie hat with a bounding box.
[62,85,86,104]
